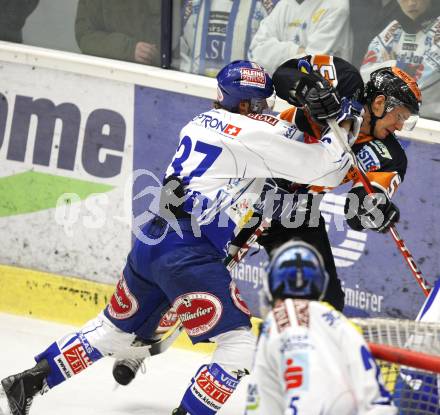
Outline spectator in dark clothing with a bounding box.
[350,0,399,68]
[75,0,161,66]
[0,0,39,43]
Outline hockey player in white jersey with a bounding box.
[0,60,359,415]
[245,240,397,415]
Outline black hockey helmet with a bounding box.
[364,67,422,132]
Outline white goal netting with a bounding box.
[352,318,440,414]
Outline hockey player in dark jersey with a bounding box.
[250,54,422,311]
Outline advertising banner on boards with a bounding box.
[0,61,133,283]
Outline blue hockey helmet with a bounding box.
[264,241,329,303]
[216,60,274,113]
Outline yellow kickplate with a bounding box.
[0,264,261,353]
[0,264,114,326]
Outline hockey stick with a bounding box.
[224,217,272,272]
[327,119,432,297]
[149,322,185,355]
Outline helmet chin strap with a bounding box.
[367,102,386,137]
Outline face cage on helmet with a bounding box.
[262,242,329,307]
[262,266,329,312]
[383,95,419,131]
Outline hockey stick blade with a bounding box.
[149,323,185,356]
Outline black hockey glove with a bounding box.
[289,71,341,122]
[344,186,400,233]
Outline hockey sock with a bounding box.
[34,331,103,388]
[179,363,240,415]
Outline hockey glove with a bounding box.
[325,98,364,146]
[337,98,365,142]
[289,71,341,122]
[345,185,400,233]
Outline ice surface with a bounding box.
[0,313,248,415]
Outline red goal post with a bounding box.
[352,317,440,414]
[368,343,440,373]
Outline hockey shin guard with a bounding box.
[35,331,103,388]
[180,363,241,415]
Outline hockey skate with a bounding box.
[112,355,146,386]
[0,359,50,415]
[113,308,180,386]
[112,337,149,386]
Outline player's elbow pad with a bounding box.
[318,132,352,188]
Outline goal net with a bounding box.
[352,317,440,414]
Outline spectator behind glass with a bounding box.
[248,0,353,75]
[349,0,399,68]
[0,0,39,43]
[361,0,440,121]
[179,0,279,77]
[75,0,161,65]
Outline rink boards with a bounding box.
[0,42,440,332]
[0,263,223,353]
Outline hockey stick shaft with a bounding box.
[149,323,184,355]
[328,119,431,297]
[224,217,272,271]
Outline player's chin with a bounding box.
[378,128,391,139]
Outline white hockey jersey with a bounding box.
[361,17,440,121]
[248,0,353,75]
[164,109,351,252]
[245,299,397,415]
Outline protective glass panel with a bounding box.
[2,0,440,121]
[1,0,162,67]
